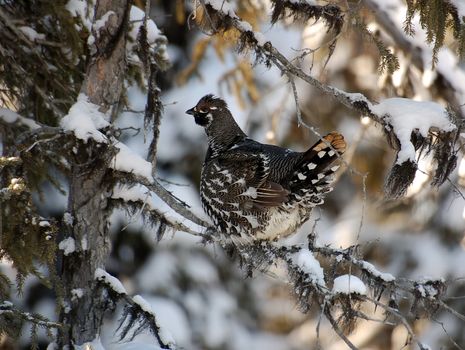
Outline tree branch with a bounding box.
[95,269,175,350]
[0,301,61,330]
[324,309,359,350]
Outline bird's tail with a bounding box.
[289,132,346,196]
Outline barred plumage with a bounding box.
[187,95,346,244]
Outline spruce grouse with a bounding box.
[187,94,346,245]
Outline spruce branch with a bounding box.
[0,301,61,338]
[95,269,176,350]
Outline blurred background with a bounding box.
[1,0,465,349]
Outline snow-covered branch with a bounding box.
[0,301,61,329]
[0,301,61,342]
[0,108,40,130]
[111,183,208,239]
[245,241,457,349]
[114,171,212,229]
[95,269,176,350]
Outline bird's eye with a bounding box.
[198,109,208,114]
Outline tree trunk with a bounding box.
[58,0,130,346]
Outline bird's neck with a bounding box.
[205,117,246,158]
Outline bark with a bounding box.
[58,0,130,346]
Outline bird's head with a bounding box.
[186,94,228,128]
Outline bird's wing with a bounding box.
[215,151,289,209]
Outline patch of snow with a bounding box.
[128,6,169,63]
[94,11,115,32]
[450,0,465,18]
[61,94,109,143]
[133,296,177,346]
[140,297,188,349]
[289,0,317,4]
[291,248,325,287]
[332,87,370,105]
[38,220,50,227]
[238,20,252,32]
[205,0,238,18]
[81,236,88,251]
[416,284,434,298]
[19,26,45,41]
[58,237,76,256]
[361,261,395,282]
[129,6,164,44]
[46,342,58,350]
[133,295,154,314]
[333,275,367,295]
[236,20,267,46]
[75,337,105,350]
[0,107,39,129]
[63,212,74,226]
[111,183,151,204]
[95,268,127,295]
[110,142,153,181]
[71,288,84,300]
[370,98,456,164]
[0,301,13,308]
[62,301,71,314]
[65,0,95,31]
[253,31,267,46]
[87,34,95,46]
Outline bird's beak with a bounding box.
[186,107,195,115]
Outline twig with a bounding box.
[324,309,359,350]
[432,318,464,350]
[25,134,63,152]
[439,300,465,323]
[354,310,396,326]
[361,295,429,350]
[119,191,151,232]
[289,76,303,127]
